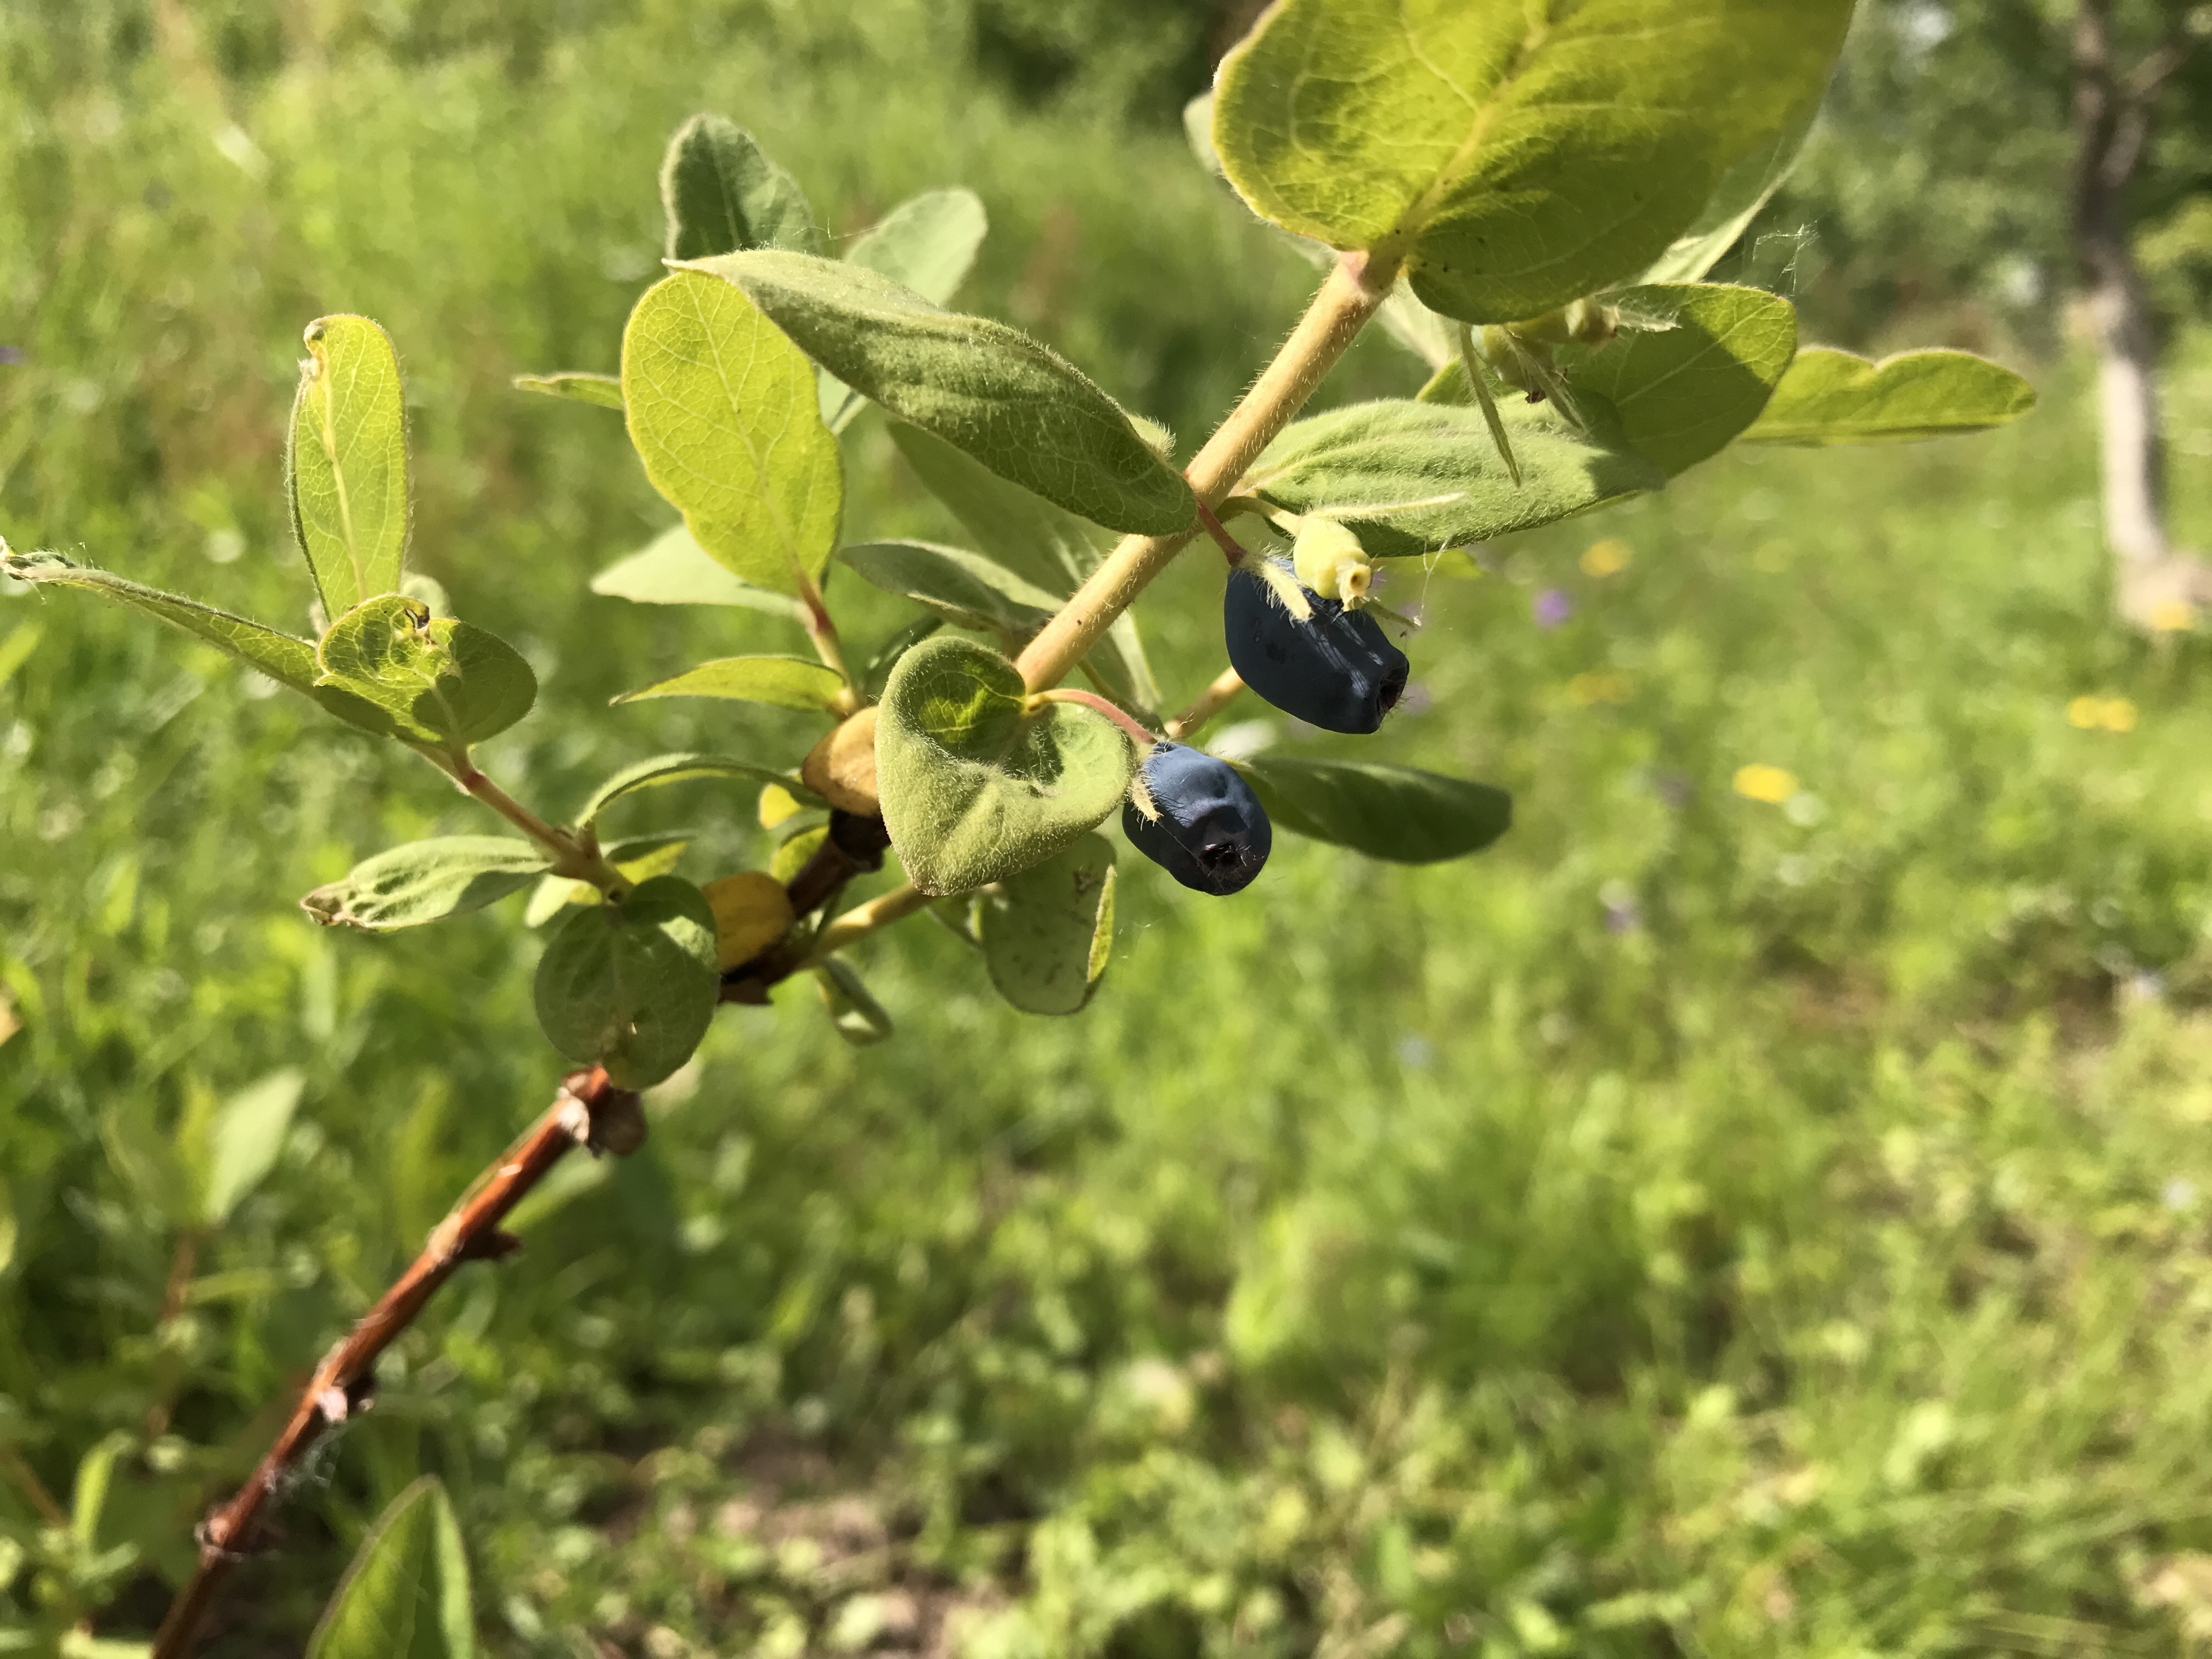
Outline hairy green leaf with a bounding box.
[512,371,623,410]
[815,959,894,1045]
[862,615,946,700]
[840,540,1061,636]
[877,635,1134,896]
[1247,399,1665,557]
[576,753,820,831]
[1239,757,1513,864]
[198,1068,307,1226]
[307,1476,471,1659]
[977,833,1116,1016]
[613,654,848,712]
[317,595,538,752]
[1559,284,1798,475]
[822,188,989,432]
[685,250,1194,535]
[622,272,843,597]
[1741,348,2039,445]
[0,546,397,735]
[533,875,719,1088]
[888,424,1162,712]
[659,112,822,261]
[1212,0,1854,321]
[301,837,550,932]
[288,314,410,616]
[588,523,809,620]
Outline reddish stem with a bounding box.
[149,1068,639,1659]
[1194,499,1255,566]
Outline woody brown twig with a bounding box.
[149,1065,643,1659]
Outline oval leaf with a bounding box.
[1636,95,1821,286]
[1247,399,1665,557]
[622,271,844,597]
[887,424,1162,712]
[199,1068,307,1226]
[1557,283,1798,476]
[1213,0,1854,321]
[1238,756,1511,864]
[307,1476,466,1659]
[512,371,623,410]
[577,753,820,831]
[876,635,1135,896]
[533,875,719,1088]
[1741,347,2039,445]
[685,250,1194,537]
[613,654,849,712]
[977,833,1117,1016]
[316,595,537,751]
[822,188,990,432]
[289,314,410,616]
[301,837,551,932]
[660,112,823,262]
[840,540,1062,636]
[0,546,399,736]
[589,524,809,619]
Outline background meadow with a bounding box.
[10,2,2212,1654]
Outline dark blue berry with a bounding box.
[1121,742,1271,896]
[1223,560,1408,734]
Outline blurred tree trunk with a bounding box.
[2072,0,2202,627]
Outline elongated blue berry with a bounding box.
[1122,742,1271,895]
[1223,558,1407,734]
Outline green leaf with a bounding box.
[512,371,623,410]
[301,838,550,932]
[877,636,1134,896]
[685,250,1194,536]
[622,272,843,597]
[771,823,828,884]
[839,540,1061,637]
[1246,399,1666,558]
[526,834,692,927]
[613,654,849,712]
[71,1432,134,1552]
[307,1476,471,1659]
[887,424,1162,713]
[1212,0,1854,321]
[1741,347,2040,445]
[1556,284,1798,476]
[814,959,893,1046]
[0,547,397,736]
[659,112,822,262]
[575,753,820,832]
[822,188,990,432]
[1635,95,1821,286]
[976,833,1116,1016]
[1238,757,1513,864]
[588,523,809,621]
[862,615,945,700]
[287,314,410,616]
[198,1068,306,1226]
[533,875,719,1088]
[99,1101,196,1228]
[317,595,537,752]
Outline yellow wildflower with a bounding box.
[1734,764,1798,804]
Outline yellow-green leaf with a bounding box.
[288,314,410,616]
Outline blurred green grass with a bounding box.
[11,4,2212,1656]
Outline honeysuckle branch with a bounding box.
[1166,668,1246,742]
[150,1067,643,1659]
[1194,499,1254,566]
[1015,250,1398,694]
[416,748,631,894]
[1035,688,1158,746]
[794,568,864,713]
[809,882,931,958]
